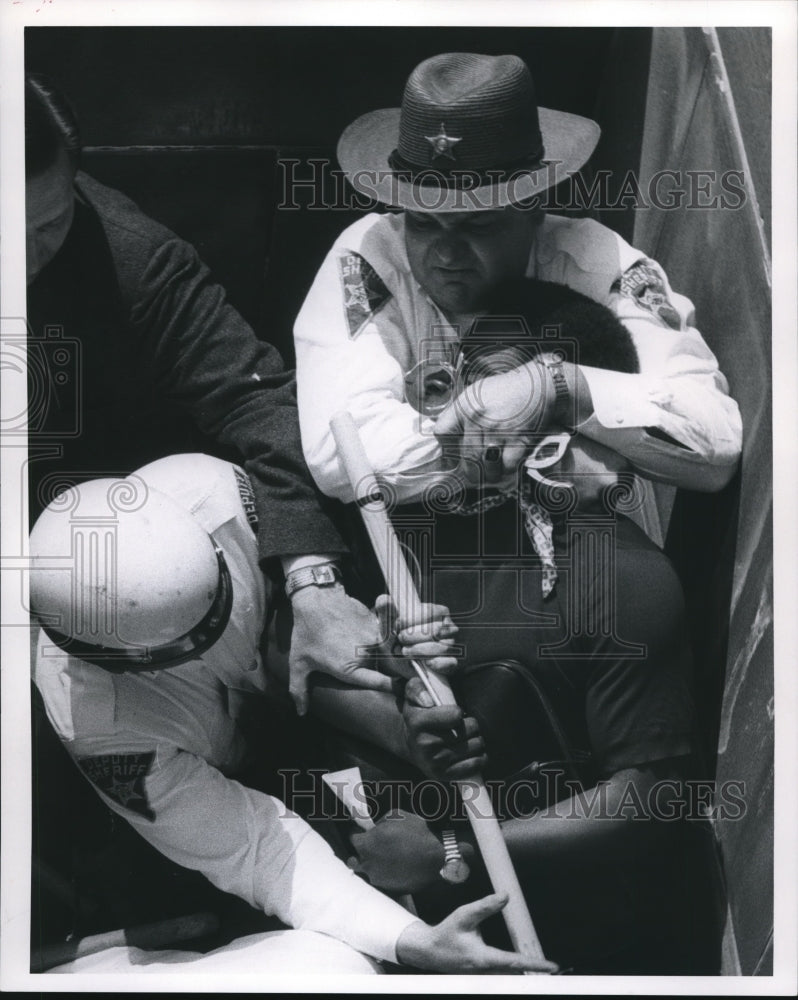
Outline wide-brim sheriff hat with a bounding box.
[338,52,600,213]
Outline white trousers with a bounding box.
[49,928,384,975]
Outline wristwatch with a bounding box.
[543,354,571,427]
[439,829,470,885]
[284,562,342,599]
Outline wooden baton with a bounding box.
[330,411,547,966]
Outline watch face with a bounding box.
[313,565,337,585]
[440,857,471,885]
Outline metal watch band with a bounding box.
[439,829,470,884]
[442,829,460,860]
[544,355,570,427]
[284,562,341,599]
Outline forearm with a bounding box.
[531,358,741,491]
[497,767,680,876]
[310,679,409,761]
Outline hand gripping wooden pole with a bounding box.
[330,411,547,966]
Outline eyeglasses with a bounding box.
[403,355,464,417]
[404,348,576,485]
[404,341,546,418]
[524,432,575,489]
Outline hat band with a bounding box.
[388,147,546,190]
[41,546,234,672]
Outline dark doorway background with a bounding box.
[26,26,646,360]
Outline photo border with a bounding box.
[2,1,795,993]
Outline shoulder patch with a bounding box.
[338,252,391,337]
[78,752,156,821]
[611,259,682,330]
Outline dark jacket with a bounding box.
[27,171,344,569]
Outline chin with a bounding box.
[433,287,480,316]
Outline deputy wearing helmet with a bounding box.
[29,453,551,975]
[31,476,235,671]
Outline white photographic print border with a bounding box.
[1,0,795,993]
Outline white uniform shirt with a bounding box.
[33,454,416,964]
[294,212,742,502]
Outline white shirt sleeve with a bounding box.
[294,225,448,504]
[578,291,743,491]
[34,640,417,965]
[67,733,417,963]
[539,218,743,491]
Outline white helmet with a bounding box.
[29,474,233,671]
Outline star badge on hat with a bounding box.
[337,53,601,210]
[425,123,462,161]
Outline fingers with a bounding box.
[419,736,486,781]
[449,433,513,489]
[398,637,454,659]
[337,663,395,694]
[412,720,482,754]
[448,895,557,973]
[437,752,488,781]
[403,684,462,724]
[395,605,459,676]
[288,662,311,717]
[402,685,486,779]
[373,594,397,639]
[405,674,463,708]
[433,397,467,439]
[418,654,459,677]
[396,603,457,639]
[404,676,435,709]
[475,945,559,974]
[452,892,508,930]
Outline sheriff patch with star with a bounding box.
[78,752,156,821]
[338,252,391,337]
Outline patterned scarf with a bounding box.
[448,481,558,599]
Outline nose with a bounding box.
[431,232,469,267]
